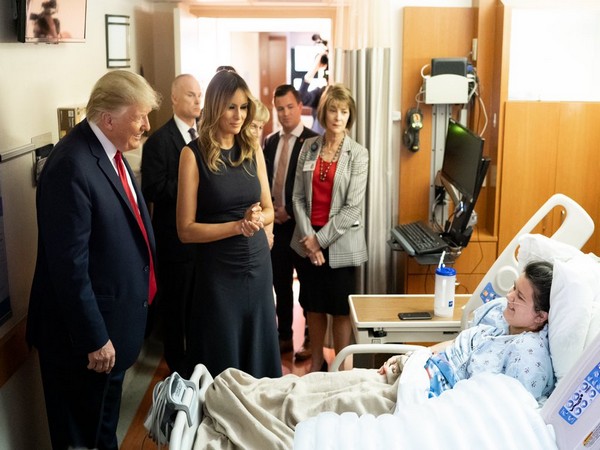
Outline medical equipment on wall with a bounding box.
[408,56,488,232]
[402,107,423,152]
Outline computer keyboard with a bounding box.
[391,221,448,256]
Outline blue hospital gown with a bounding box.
[427,298,555,401]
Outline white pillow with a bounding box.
[548,256,595,384]
[586,302,600,348]
[517,234,583,273]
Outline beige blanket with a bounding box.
[193,368,398,450]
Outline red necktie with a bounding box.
[115,151,157,304]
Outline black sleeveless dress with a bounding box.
[185,141,281,378]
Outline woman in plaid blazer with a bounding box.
[291,84,369,373]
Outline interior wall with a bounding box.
[0,1,160,448]
[231,32,261,97]
[151,3,178,128]
[0,0,158,152]
[508,8,600,101]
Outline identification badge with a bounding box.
[303,160,316,171]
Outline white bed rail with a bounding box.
[461,193,594,329]
[330,344,426,372]
[169,364,213,450]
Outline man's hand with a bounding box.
[87,340,116,373]
[273,206,290,225]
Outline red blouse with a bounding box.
[310,157,337,226]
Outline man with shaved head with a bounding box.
[141,74,202,376]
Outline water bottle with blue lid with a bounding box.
[434,266,456,318]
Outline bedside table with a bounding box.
[349,294,470,344]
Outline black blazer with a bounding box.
[27,120,155,372]
[264,126,319,219]
[141,117,194,263]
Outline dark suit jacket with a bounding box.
[264,126,319,219]
[141,117,194,263]
[27,119,155,372]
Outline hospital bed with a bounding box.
[167,193,600,450]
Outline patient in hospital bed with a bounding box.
[380,260,554,401]
[195,261,555,449]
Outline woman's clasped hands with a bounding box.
[240,202,265,238]
[299,234,325,266]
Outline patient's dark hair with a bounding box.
[524,261,553,313]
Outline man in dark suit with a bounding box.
[141,74,201,376]
[264,85,318,359]
[27,70,161,450]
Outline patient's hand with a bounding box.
[378,355,398,375]
[378,355,399,384]
[377,353,412,384]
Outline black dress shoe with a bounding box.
[279,338,294,354]
[294,337,312,361]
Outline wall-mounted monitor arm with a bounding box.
[439,172,465,218]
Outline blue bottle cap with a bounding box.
[435,266,456,276]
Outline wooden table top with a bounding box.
[349,294,470,328]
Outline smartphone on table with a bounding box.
[398,311,432,320]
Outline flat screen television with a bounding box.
[439,119,489,247]
[16,0,87,43]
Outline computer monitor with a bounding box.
[439,119,488,247]
[440,119,484,203]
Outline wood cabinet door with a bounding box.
[498,102,561,252]
[555,102,600,254]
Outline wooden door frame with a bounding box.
[259,33,287,138]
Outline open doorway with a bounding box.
[176,14,332,140]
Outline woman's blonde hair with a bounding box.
[86,70,161,123]
[253,99,270,123]
[198,70,257,173]
[316,84,356,131]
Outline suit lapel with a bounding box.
[167,118,187,152]
[331,137,351,200]
[304,136,323,212]
[278,130,308,207]
[82,121,128,206]
[82,121,154,250]
[264,133,280,182]
[305,135,322,164]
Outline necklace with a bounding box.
[319,135,344,182]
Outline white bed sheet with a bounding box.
[294,372,557,450]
